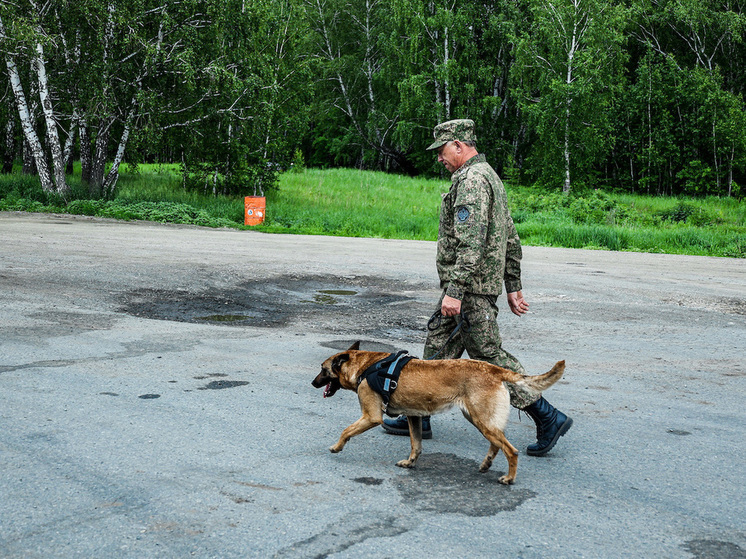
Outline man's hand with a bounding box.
[441,294,462,317]
[507,291,529,316]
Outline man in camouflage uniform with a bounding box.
[382,119,572,456]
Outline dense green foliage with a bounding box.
[2,0,746,199]
[301,0,746,197]
[0,0,310,198]
[1,166,743,257]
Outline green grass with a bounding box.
[260,168,444,239]
[0,164,744,257]
[506,187,745,257]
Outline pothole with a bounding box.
[118,274,430,343]
[196,314,252,322]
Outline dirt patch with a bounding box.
[662,296,746,315]
[119,274,432,343]
[394,452,536,516]
[683,539,746,559]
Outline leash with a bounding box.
[358,310,470,415]
[425,309,471,360]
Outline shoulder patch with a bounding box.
[457,206,470,222]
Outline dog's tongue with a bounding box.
[323,383,332,398]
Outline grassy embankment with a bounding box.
[0,163,744,257]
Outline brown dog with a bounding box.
[312,341,565,485]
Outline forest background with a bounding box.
[0,0,744,257]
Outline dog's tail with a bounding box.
[500,361,566,394]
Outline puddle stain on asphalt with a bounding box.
[195,314,252,323]
[308,293,338,305]
[118,274,428,342]
[197,380,249,390]
[353,477,384,486]
[683,539,746,559]
[276,456,533,558]
[190,372,249,390]
[306,290,359,305]
[394,453,536,517]
[274,514,411,559]
[667,429,692,436]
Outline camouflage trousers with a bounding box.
[423,291,540,409]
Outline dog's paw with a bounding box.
[498,475,515,485]
[479,461,493,473]
[329,445,342,453]
[396,459,415,469]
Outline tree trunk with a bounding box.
[563,15,578,195]
[563,97,571,194]
[80,121,91,184]
[62,109,79,173]
[712,116,720,193]
[727,144,734,197]
[102,113,133,197]
[34,40,69,197]
[443,26,451,120]
[22,138,36,175]
[89,121,112,197]
[4,46,54,192]
[3,103,15,173]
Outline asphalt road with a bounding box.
[1,212,745,559]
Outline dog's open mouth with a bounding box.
[323,378,341,398]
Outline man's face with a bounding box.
[437,141,462,173]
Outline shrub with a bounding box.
[66,199,106,216]
[290,149,306,173]
[658,201,695,223]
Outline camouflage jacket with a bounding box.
[436,154,523,300]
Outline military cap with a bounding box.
[426,119,477,150]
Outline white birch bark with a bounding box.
[3,102,14,172]
[103,112,133,197]
[34,39,69,196]
[62,109,80,170]
[443,26,451,120]
[564,19,577,194]
[1,16,54,193]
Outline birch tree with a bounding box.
[629,0,746,194]
[305,0,419,172]
[1,93,14,173]
[171,0,311,196]
[78,0,214,197]
[513,0,627,193]
[0,8,69,197]
[388,0,526,174]
[390,0,465,160]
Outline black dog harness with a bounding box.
[357,350,414,415]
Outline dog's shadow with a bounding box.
[393,452,537,516]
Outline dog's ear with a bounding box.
[332,353,350,374]
[347,341,360,351]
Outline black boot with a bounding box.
[522,397,572,456]
[381,415,432,439]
